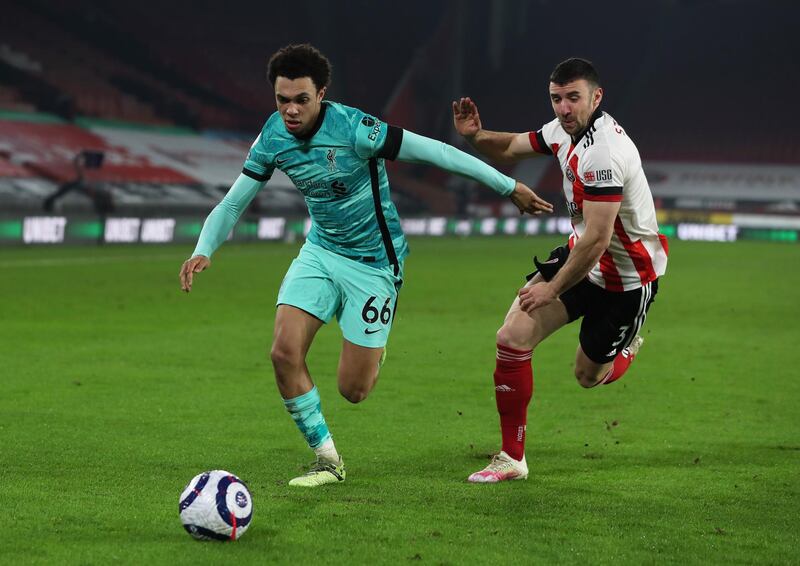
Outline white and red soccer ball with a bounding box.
[179,470,253,541]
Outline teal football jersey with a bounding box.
[243,101,407,271]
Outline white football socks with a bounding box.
[314,438,340,464]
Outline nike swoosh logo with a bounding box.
[276,157,288,165]
[364,328,381,335]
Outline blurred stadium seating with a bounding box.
[0,0,797,244]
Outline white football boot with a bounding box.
[467,451,528,483]
[624,335,644,358]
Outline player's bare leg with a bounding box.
[271,305,323,398]
[573,346,614,388]
[575,334,645,387]
[469,275,568,483]
[271,305,345,487]
[496,274,569,350]
[337,340,384,404]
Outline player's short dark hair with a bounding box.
[549,58,601,88]
[267,44,332,91]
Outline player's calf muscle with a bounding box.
[574,367,604,388]
[573,351,610,388]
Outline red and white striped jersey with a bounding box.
[528,110,668,292]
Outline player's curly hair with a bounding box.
[550,57,600,88]
[267,44,332,91]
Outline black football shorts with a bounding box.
[527,245,658,364]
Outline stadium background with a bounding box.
[1,0,798,244]
[1,1,798,564]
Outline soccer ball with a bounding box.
[179,470,253,541]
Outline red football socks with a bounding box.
[600,349,635,385]
[494,343,533,461]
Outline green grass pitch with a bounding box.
[0,236,798,564]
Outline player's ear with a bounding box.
[317,86,327,102]
[593,87,603,108]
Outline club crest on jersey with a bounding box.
[565,167,576,182]
[567,201,580,216]
[326,149,338,172]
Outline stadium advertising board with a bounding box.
[0,215,797,245]
[646,161,800,203]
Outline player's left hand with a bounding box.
[510,181,554,215]
[518,282,558,314]
[452,97,482,139]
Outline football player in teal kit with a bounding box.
[179,44,553,486]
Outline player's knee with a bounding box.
[269,342,302,371]
[338,383,370,404]
[574,366,602,388]
[337,369,376,404]
[496,323,533,351]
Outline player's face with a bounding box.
[549,79,603,136]
[274,76,326,136]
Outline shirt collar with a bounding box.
[571,107,604,144]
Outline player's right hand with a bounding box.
[510,181,554,215]
[452,97,482,139]
[179,255,210,293]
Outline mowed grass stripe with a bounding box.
[0,237,797,564]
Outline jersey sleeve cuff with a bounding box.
[500,175,516,196]
[242,167,269,182]
[528,130,552,155]
[376,125,403,161]
[584,183,623,202]
[192,246,213,259]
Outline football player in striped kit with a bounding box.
[453,57,668,483]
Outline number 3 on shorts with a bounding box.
[611,325,630,348]
[361,296,392,325]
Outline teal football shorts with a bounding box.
[277,242,404,348]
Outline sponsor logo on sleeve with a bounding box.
[361,116,382,141]
[595,169,613,182]
[583,169,613,183]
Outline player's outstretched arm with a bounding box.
[395,129,553,215]
[179,173,264,293]
[452,97,536,164]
